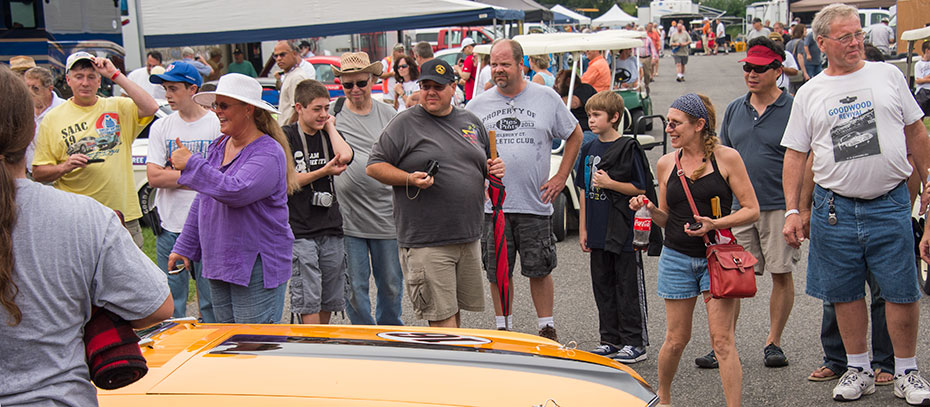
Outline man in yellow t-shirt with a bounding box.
[33,51,159,247]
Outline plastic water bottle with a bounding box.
[633,198,651,250]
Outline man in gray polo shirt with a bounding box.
[712,38,798,370]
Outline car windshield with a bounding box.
[314,64,335,84]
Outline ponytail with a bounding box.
[0,64,36,325]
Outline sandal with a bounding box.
[876,370,894,386]
[808,365,839,382]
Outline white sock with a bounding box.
[895,356,918,376]
[847,352,873,374]
[506,315,512,329]
[538,316,554,330]
[495,316,506,329]
[676,73,683,78]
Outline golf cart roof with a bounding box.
[473,31,642,55]
[901,26,930,42]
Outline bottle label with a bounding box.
[633,218,652,231]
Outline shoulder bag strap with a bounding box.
[674,151,712,246]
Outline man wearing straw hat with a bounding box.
[367,58,505,328]
[328,52,405,326]
[9,56,36,76]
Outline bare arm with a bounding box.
[685,148,759,236]
[128,294,174,329]
[146,163,182,189]
[630,153,671,227]
[540,124,582,203]
[782,148,809,248]
[32,154,90,183]
[366,162,432,189]
[592,169,645,195]
[95,58,158,117]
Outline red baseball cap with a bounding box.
[739,45,784,66]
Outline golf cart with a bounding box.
[472,31,662,241]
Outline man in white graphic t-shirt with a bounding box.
[147,61,221,322]
[781,4,930,405]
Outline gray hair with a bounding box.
[23,67,53,88]
[181,47,195,57]
[812,3,859,38]
[413,42,433,59]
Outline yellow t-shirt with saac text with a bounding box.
[33,97,153,221]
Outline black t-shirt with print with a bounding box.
[283,123,348,239]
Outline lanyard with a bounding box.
[297,124,333,192]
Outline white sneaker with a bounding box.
[894,370,930,406]
[832,367,875,401]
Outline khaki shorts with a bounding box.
[731,209,800,275]
[399,241,485,321]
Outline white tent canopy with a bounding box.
[140,0,523,48]
[592,4,637,27]
[550,5,591,25]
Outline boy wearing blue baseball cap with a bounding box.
[146,61,221,321]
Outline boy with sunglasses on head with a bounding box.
[706,36,799,370]
[283,79,354,324]
[146,61,220,321]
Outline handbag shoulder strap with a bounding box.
[674,151,712,246]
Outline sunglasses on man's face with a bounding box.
[342,80,369,89]
[742,63,777,74]
[272,52,290,59]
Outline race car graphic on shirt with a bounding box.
[65,113,122,158]
[827,89,880,163]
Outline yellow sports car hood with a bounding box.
[99,322,657,406]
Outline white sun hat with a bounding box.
[192,73,278,114]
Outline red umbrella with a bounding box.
[487,131,511,318]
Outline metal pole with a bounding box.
[907,41,916,91]
[609,50,615,91]
[133,0,146,68]
[566,54,578,109]
[473,59,482,96]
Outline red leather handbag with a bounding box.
[675,153,757,303]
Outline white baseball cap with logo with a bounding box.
[65,51,96,72]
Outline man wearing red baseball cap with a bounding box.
[694,36,799,371]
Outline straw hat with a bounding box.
[10,56,36,73]
[332,52,383,77]
[192,73,278,114]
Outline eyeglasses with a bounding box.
[341,80,369,89]
[211,101,243,111]
[398,64,409,69]
[742,63,777,74]
[272,52,290,59]
[823,31,866,45]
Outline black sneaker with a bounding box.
[538,325,559,342]
[763,343,789,367]
[675,77,683,82]
[695,350,718,369]
[590,344,621,357]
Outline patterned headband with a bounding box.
[670,93,709,124]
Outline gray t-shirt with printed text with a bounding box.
[331,100,398,239]
[467,81,578,216]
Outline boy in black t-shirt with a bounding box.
[574,91,650,363]
[283,79,354,324]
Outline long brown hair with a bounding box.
[0,64,36,325]
[685,94,718,180]
[253,109,300,195]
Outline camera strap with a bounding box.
[297,125,333,193]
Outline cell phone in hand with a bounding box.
[688,222,703,231]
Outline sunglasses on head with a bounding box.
[742,63,778,74]
[342,80,369,89]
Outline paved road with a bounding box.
[186,52,930,406]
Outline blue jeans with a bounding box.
[805,63,822,78]
[820,272,894,374]
[209,255,287,324]
[156,231,214,322]
[344,236,404,325]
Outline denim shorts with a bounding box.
[656,246,710,299]
[807,182,921,304]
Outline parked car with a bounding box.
[305,56,385,100]
[98,321,659,406]
[132,99,173,229]
[414,27,495,52]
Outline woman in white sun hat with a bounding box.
[168,73,299,324]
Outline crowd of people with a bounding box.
[2,3,930,406]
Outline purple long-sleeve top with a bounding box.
[172,134,294,288]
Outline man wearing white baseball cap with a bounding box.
[32,51,159,247]
[458,37,477,104]
[168,73,299,324]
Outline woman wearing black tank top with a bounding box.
[630,94,759,406]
